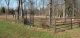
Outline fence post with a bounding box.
[54,18,56,33]
[71,18,73,29]
[79,22,80,27]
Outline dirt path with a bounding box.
[0,15,14,19]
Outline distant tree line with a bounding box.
[0,7,15,14]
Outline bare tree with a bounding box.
[64,0,75,29]
[17,0,24,22]
[49,0,53,26]
[29,0,34,26]
[5,0,10,19]
[0,0,2,13]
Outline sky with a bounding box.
[0,0,65,9]
[0,0,17,9]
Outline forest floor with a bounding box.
[0,18,80,38]
[0,15,80,38]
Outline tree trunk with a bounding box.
[49,0,53,26]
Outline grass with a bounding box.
[0,20,54,38]
[0,19,80,38]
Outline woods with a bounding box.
[0,0,80,32]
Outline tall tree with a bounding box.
[0,0,2,13]
[5,0,10,19]
[29,0,34,26]
[64,0,75,29]
[17,0,24,22]
[49,0,53,26]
